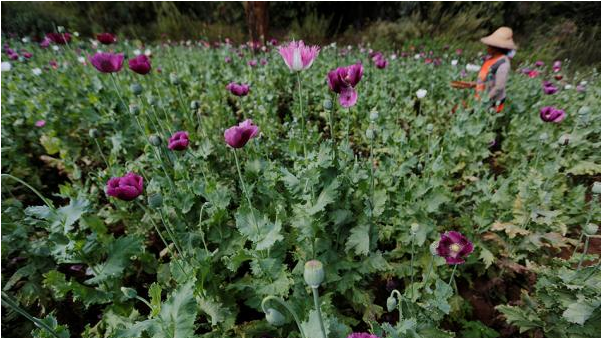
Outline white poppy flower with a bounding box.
[451,59,458,66]
[466,64,480,72]
[32,67,42,75]
[1,62,12,71]
[134,49,141,56]
[416,89,427,99]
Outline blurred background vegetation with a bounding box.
[1,1,600,67]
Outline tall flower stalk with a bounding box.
[1,292,64,338]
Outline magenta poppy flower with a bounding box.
[97,33,116,45]
[46,32,71,45]
[260,58,267,66]
[374,58,388,69]
[327,62,363,108]
[22,52,32,59]
[167,131,189,151]
[226,82,250,97]
[277,40,320,72]
[106,172,144,201]
[576,84,586,93]
[49,60,58,69]
[535,60,544,67]
[128,55,151,75]
[528,70,539,78]
[455,49,463,55]
[40,38,50,48]
[540,106,566,123]
[554,74,563,81]
[248,59,258,67]
[89,52,124,73]
[552,60,562,73]
[224,119,259,148]
[35,120,46,127]
[224,56,232,63]
[4,47,15,55]
[347,333,381,338]
[436,231,474,265]
[8,53,18,60]
[543,83,558,95]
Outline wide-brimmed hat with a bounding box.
[480,27,517,50]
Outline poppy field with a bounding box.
[1,31,601,338]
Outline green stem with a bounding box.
[261,296,307,338]
[1,174,54,210]
[152,147,176,193]
[93,138,110,169]
[233,149,258,231]
[409,233,415,300]
[577,236,590,270]
[198,202,210,254]
[448,264,458,288]
[296,72,307,163]
[158,209,186,262]
[1,292,63,338]
[391,289,404,323]
[424,254,435,285]
[312,288,327,338]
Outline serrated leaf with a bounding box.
[31,315,70,338]
[158,281,198,338]
[307,178,340,215]
[149,283,162,318]
[491,221,530,238]
[235,208,283,250]
[562,302,595,325]
[496,305,543,333]
[86,236,142,284]
[345,223,370,256]
[197,296,228,326]
[55,198,89,234]
[567,161,601,175]
[480,246,495,268]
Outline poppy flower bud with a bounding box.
[265,308,285,326]
[120,287,138,299]
[592,182,601,195]
[304,260,324,288]
[190,100,200,110]
[386,296,397,312]
[369,111,379,122]
[584,223,598,236]
[149,134,162,146]
[426,124,434,132]
[130,83,143,96]
[129,104,140,115]
[410,223,420,234]
[89,128,100,138]
[323,98,333,110]
[417,163,423,171]
[148,193,163,209]
[366,128,375,140]
[169,73,180,85]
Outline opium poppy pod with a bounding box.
[89,52,124,73]
[436,231,474,265]
[224,119,259,148]
[128,55,151,75]
[168,131,189,151]
[97,33,117,45]
[106,172,144,201]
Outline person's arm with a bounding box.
[488,61,510,100]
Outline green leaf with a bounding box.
[562,302,596,325]
[149,283,162,318]
[197,296,229,326]
[480,246,495,269]
[301,310,330,338]
[496,305,543,333]
[567,161,601,175]
[158,281,198,338]
[345,223,370,256]
[31,314,70,338]
[372,189,387,217]
[235,208,283,250]
[307,178,340,215]
[55,198,89,234]
[86,236,142,284]
[39,135,61,155]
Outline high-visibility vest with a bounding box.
[475,54,507,113]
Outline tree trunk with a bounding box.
[243,1,269,43]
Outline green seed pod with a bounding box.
[323,98,333,110]
[148,193,163,209]
[120,287,138,299]
[410,223,420,234]
[592,182,601,195]
[129,104,140,115]
[430,240,440,256]
[386,296,397,312]
[304,260,324,289]
[369,111,379,122]
[265,308,285,326]
[417,163,423,171]
[147,95,157,106]
[190,100,200,110]
[169,73,180,85]
[426,124,434,132]
[584,223,598,236]
[539,133,549,142]
[149,135,162,146]
[366,128,375,140]
[558,134,570,146]
[89,128,100,138]
[130,83,143,96]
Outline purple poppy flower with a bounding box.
[327,62,363,108]
[543,84,558,95]
[35,120,46,127]
[46,32,71,45]
[106,172,144,201]
[347,333,381,338]
[535,60,544,67]
[97,33,116,45]
[374,58,388,69]
[224,56,232,63]
[226,82,250,97]
[436,231,474,265]
[260,58,267,66]
[4,47,15,55]
[576,84,586,93]
[540,106,566,123]
[8,53,18,60]
[168,131,189,151]
[89,52,124,73]
[22,52,32,59]
[128,55,151,75]
[248,59,258,67]
[268,38,278,46]
[224,119,259,148]
[40,38,50,48]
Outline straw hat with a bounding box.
[480,27,517,50]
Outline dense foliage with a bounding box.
[1,31,600,338]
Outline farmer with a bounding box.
[474,27,517,113]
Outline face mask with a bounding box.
[507,49,516,58]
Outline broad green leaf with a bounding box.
[480,246,495,268]
[86,236,142,284]
[345,223,370,256]
[158,281,198,338]
[235,208,283,250]
[562,302,596,325]
[149,283,162,318]
[307,178,340,215]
